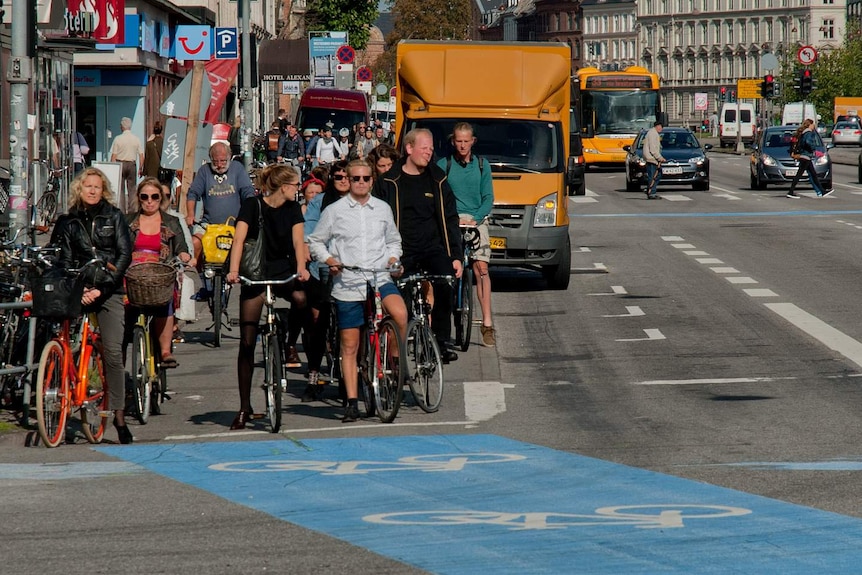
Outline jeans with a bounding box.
[788,157,825,195]
[645,163,661,197]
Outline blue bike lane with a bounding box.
[97,434,862,573]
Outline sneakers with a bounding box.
[285,346,301,368]
[440,349,458,364]
[647,194,662,200]
[301,372,321,402]
[342,404,360,423]
[172,329,185,344]
[822,189,835,197]
[786,192,800,198]
[480,325,496,347]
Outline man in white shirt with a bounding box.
[308,159,407,423]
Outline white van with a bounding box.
[719,103,756,148]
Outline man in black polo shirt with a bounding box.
[375,128,463,362]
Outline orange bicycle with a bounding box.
[34,259,110,447]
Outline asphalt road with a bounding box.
[5,151,862,573]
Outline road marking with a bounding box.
[464,381,513,423]
[164,420,474,440]
[712,193,742,201]
[616,328,666,342]
[683,250,710,256]
[671,243,696,249]
[633,377,796,386]
[0,462,144,480]
[765,302,862,370]
[602,306,645,318]
[696,258,724,264]
[572,262,608,273]
[711,266,741,274]
[571,196,598,203]
[744,288,779,297]
[726,276,758,284]
[662,236,685,241]
[589,285,628,296]
[662,195,691,201]
[575,247,592,252]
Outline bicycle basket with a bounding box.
[125,262,176,307]
[201,219,235,264]
[30,268,84,319]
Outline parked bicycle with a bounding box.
[33,257,110,447]
[453,224,480,352]
[239,274,300,433]
[31,161,68,234]
[398,273,453,413]
[342,264,405,423]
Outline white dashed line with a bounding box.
[743,288,779,297]
[726,276,758,284]
[710,267,741,274]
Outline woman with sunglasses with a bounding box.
[226,164,310,430]
[125,178,192,369]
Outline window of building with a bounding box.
[752,20,759,42]
[739,20,746,43]
[602,14,608,33]
[822,18,834,39]
[568,12,574,31]
[726,21,733,43]
[823,0,834,4]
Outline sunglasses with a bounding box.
[332,174,348,181]
[350,175,373,183]
[139,193,161,202]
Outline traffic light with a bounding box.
[720,86,727,101]
[800,69,813,96]
[730,90,737,103]
[761,74,775,99]
[774,81,782,98]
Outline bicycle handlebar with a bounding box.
[339,263,403,274]
[239,273,301,286]
[398,273,455,286]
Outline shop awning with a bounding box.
[258,38,310,82]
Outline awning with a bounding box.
[258,38,310,82]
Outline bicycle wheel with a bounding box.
[405,320,444,413]
[36,340,68,447]
[264,333,283,433]
[80,339,109,444]
[37,192,57,228]
[374,318,404,423]
[212,273,224,347]
[359,330,375,418]
[455,267,474,352]
[130,326,151,425]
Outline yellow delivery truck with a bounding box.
[394,40,579,289]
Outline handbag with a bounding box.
[175,270,197,322]
[200,217,235,264]
[238,198,266,281]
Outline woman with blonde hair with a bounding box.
[50,167,134,442]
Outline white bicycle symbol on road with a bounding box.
[363,505,752,530]
[209,453,526,475]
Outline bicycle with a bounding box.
[239,274,299,433]
[453,224,480,352]
[197,219,235,347]
[342,265,405,423]
[31,162,68,234]
[34,258,110,447]
[398,273,453,413]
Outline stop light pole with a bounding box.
[6,0,31,241]
[239,0,253,166]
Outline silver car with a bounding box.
[831,122,862,147]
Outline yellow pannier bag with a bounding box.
[201,217,235,264]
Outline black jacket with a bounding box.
[51,199,132,296]
[374,159,463,262]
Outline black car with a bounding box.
[749,126,833,190]
[623,128,712,192]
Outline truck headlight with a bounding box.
[534,193,557,228]
[584,147,599,155]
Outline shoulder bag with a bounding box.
[238,198,266,281]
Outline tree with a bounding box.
[305,0,379,50]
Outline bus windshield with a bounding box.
[582,90,659,136]
[295,109,367,134]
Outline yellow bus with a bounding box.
[574,66,664,168]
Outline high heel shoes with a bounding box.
[113,420,133,444]
[230,410,252,430]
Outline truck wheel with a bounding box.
[543,236,571,290]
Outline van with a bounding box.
[719,103,756,148]
[782,101,817,126]
[294,88,368,134]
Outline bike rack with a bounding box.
[0,299,39,426]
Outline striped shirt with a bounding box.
[308,194,402,302]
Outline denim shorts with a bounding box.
[335,282,400,329]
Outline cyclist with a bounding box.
[367,144,400,181]
[125,178,192,367]
[50,167,133,443]
[308,159,407,423]
[437,122,496,347]
[375,128,463,363]
[226,164,309,430]
[185,142,255,296]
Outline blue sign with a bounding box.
[174,25,212,61]
[214,27,238,60]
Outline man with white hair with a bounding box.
[110,116,144,210]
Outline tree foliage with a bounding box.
[305,0,379,50]
[372,0,472,89]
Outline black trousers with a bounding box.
[402,250,454,347]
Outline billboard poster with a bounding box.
[309,31,347,88]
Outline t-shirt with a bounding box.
[397,171,444,258]
[237,196,305,278]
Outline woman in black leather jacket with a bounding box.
[51,167,133,443]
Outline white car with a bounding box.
[832,122,862,147]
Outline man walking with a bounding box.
[437,122,496,347]
[110,117,144,211]
[643,121,666,200]
[710,111,719,138]
[376,128,463,363]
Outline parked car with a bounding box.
[623,127,712,192]
[749,126,833,190]
[831,122,862,146]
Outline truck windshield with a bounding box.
[581,90,659,135]
[411,119,563,173]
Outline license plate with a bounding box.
[662,166,683,175]
[785,169,798,177]
[489,237,506,250]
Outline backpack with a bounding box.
[267,132,280,152]
[789,134,802,158]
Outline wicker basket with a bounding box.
[125,262,176,307]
